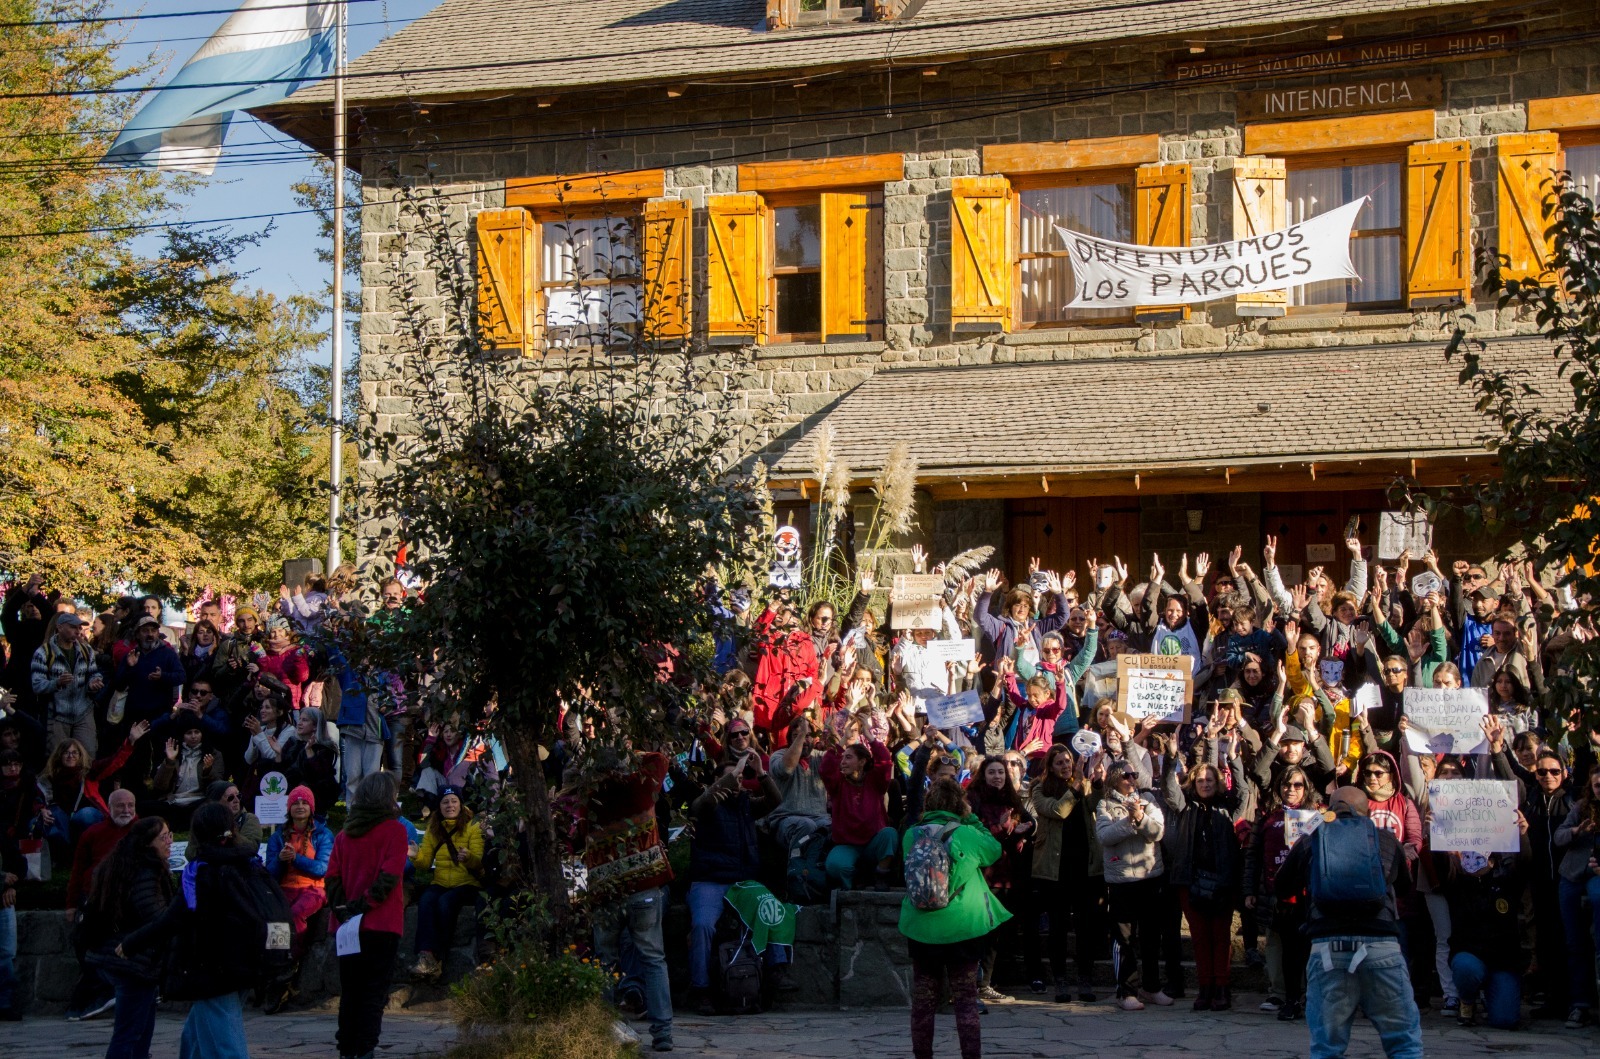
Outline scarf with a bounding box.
[343,801,398,838]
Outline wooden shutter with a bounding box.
[706,194,767,341]
[950,175,1014,330]
[1496,132,1561,284]
[475,208,537,352]
[821,190,874,340]
[1405,140,1472,305]
[641,198,692,341]
[1231,157,1287,315]
[1134,163,1192,320]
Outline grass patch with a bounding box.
[440,999,635,1059]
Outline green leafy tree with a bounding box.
[1441,172,1600,719]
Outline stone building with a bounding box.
[260,0,1598,580]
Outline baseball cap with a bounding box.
[1215,688,1244,706]
[56,613,86,627]
[1281,725,1309,744]
[135,615,161,629]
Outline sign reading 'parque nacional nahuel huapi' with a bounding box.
[1170,27,1517,82]
[1056,197,1365,308]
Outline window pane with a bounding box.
[1288,163,1402,306]
[545,283,641,346]
[1569,143,1600,203]
[776,273,822,335]
[541,217,638,283]
[800,0,826,9]
[1019,183,1131,324]
[773,205,821,269]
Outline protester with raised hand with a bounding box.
[1096,758,1168,1010]
[820,732,897,890]
[1028,744,1099,1003]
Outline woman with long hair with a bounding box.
[39,738,105,855]
[1242,763,1323,1020]
[1028,743,1099,1002]
[328,771,409,1059]
[85,817,173,1059]
[899,778,1010,1059]
[180,620,221,687]
[1160,738,1245,1011]
[409,785,485,980]
[969,754,1034,1003]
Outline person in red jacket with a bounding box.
[820,738,897,890]
[751,602,820,748]
[327,771,408,1059]
[62,787,139,1021]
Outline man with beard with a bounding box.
[63,787,140,1021]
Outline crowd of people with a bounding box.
[0,533,1595,1059]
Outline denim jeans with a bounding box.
[686,880,791,990]
[339,730,384,805]
[1305,937,1423,1059]
[823,826,898,890]
[594,885,672,1042]
[1449,952,1521,1029]
[1422,892,1457,1001]
[1557,874,1600,1008]
[104,972,159,1059]
[0,905,15,1013]
[415,883,480,959]
[180,991,250,1059]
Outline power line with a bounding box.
[2,0,378,29]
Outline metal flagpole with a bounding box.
[326,0,346,575]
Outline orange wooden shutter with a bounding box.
[475,208,537,352]
[949,175,1014,330]
[642,198,692,340]
[820,190,875,340]
[1231,157,1287,315]
[1135,163,1192,320]
[1496,132,1561,284]
[706,194,767,341]
[1405,140,1472,305]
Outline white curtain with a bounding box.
[1019,183,1131,323]
[1288,162,1401,307]
[541,217,640,344]
[1569,144,1600,204]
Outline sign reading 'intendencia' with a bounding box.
[1170,27,1518,83]
[1237,74,1443,121]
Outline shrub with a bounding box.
[452,945,617,1025]
[441,999,634,1059]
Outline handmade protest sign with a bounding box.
[925,689,985,729]
[1116,654,1193,724]
[1428,779,1520,853]
[769,525,802,589]
[924,638,978,665]
[1283,808,1325,848]
[891,573,946,630]
[1404,687,1490,754]
[1056,199,1365,308]
[1377,511,1432,561]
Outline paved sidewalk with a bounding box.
[10,993,1599,1057]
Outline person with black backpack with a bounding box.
[899,778,1010,1059]
[117,800,291,1059]
[1275,786,1422,1059]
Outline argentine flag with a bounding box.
[103,0,337,175]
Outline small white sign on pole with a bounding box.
[923,638,977,665]
[1428,779,1520,854]
[256,795,289,826]
[1404,688,1490,755]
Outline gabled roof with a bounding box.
[768,337,1556,485]
[282,0,1480,108]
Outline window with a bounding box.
[770,202,823,336]
[795,0,863,24]
[1288,155,1403,309]
[539,215,640,346]
[1569,140,1600,202]
[1016,175,1133,326]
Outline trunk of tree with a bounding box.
[503,722,570,948]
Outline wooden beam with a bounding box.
[982,134,1161,174]
[506,169,667,209]
[1527,94,1600,132]
[1243,110,1434,156]
[737,153,905,193]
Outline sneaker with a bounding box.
[652,1036,674,1053]
[1457,1002,1477,1027]
[1119,995,1146,1011]
[1566,1005,1590,1029]
[1277,1001,1300,1022]
[693,990,716,1017]
[977,1000,989,1016]
[1259,997,1282,1013]
[411,952,441,980]
[1441,996,1460,1017]
[615,989,646,1016]
[978,985,1013,1003]
[78,996,116,1021]
[1139,990,1174,1007]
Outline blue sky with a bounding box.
[113,0,440,361]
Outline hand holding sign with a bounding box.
[1404,688,1490,755]
[1428,779,1519,853]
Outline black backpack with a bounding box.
[170,854,293,999]
[717,933,765,1015]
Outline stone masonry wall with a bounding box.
[351,2,1597,548]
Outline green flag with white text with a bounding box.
[722,880,796,952]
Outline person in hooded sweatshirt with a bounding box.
[118,801,276,1059]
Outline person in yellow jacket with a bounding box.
[1285,633,1363,773]
[409,784,485,979]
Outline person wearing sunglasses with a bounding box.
[1243,765,1322,1021]
[1515,746,1576,1021]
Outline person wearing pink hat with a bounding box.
[262,785,332,1013]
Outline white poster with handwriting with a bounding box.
[1428,779,1520,854]
[1404,687,1489,755]
[924,689,985,729]
[1377,511,1432,561]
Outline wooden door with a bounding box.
[1005,497,1140,589]
[1259,489,1386,591]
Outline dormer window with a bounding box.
[766,0,878,29]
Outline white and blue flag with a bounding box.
[103,0,337,175]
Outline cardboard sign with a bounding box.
[1410,571,1444,600]
[923,638,977,665]
[1377,511,1433,561]
[256,795,288,826]
[1283,808,1325,848]
[924,689,985,729]
[1278,564,1303,590]
[1403,687,1490,755]
[1306,543,1337,563]
[891,573,946,630]
[1116,654,1194,724]
[1428,779,1520,854]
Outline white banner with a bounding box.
[1055,198,1366,308]
[1428,779,1520,854]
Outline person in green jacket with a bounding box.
[899,779,1011,1059]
